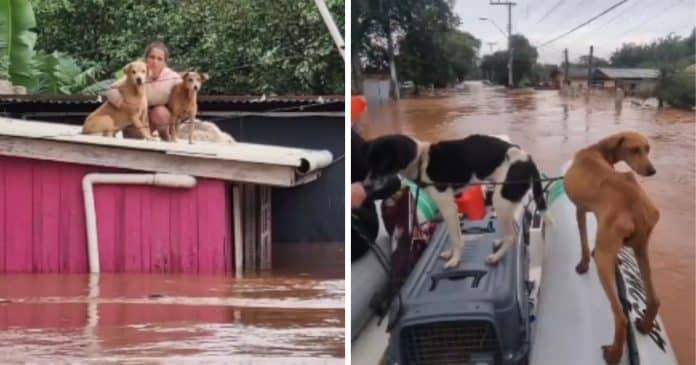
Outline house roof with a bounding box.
[0,117,334,187]
[0,94,344,114]
[0,94,344,104]
[596,67,659,79]
[566,67,590,79]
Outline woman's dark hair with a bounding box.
[143,41,170,62]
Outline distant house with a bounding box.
[558,67,660,96]
[558,67,594,90]
[592,67,659,97]
[362,73,392,107]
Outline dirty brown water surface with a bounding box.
[0,267,344,364]
[356,82,695,365]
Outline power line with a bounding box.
[584,1,681,51]
[535,0,571,24]
[614,2,682,39]
[568,0,645,43]
[536,0,630,48]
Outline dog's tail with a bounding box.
[529,157,547,212]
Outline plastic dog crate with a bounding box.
[386,208,533,365]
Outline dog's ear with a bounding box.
[616,136,625,149]
[123,63,133,73]
[361,135,417,176]
[200,73,209,82]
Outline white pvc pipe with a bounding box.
[233,184,243,278]
[313,0,345,60]
[82,173,197,273]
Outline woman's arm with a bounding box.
[103,77,144,115]
[104,77,125,108]
[146,67,182,106]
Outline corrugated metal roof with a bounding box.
[0,94,344,104]
[0,94,100,104]
[566,67,590,79]
[596,67,659,79]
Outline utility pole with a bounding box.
[490,1,516,87]
[313,0,344,60]
[587,45,594,89]
[486,42,497,53]
[564,48,569,82]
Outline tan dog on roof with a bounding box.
[564,131,659,364]
[163,71,208,143]
[82,61,152,139]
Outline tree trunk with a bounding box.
[351,51,364,94]
[384,20,400,100]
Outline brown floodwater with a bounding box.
[0,270,344,364]
[355,82,695,365]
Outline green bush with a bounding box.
[30,0,344,95]
[0,0,99,94]
[657,70,695,109]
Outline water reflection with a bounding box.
[0,273,344,363]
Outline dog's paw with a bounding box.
[443,257,460,269]
[575,260,589,274]
[601,344,622,364]
[486,254,501,266]
[492,239,503,252]
[439,249,452,260]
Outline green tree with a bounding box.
[655,67,695,109]
[30,0,344,95]
[610,29,695,109]
[479,34,537,87]
[530,63,560,84]
[442,30,481,82]
[0,0,99,93]
[352,0,477,91]
[480,51,507,85]
[610,29,695,68]
[577,55,609,67]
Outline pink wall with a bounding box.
[0,156,233,274]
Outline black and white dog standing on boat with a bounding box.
[362,134,548,268]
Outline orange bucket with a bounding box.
[456,186,486,220]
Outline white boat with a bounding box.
[351,162,677,365]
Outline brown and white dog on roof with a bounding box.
[162,71,208,142]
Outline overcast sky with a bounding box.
[454,0,696,64]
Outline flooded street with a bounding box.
[0,271,344,364]
[356,82,695,365]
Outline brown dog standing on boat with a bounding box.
[82,61,152,138]
[163,71,208,142]
[564,131,659,364]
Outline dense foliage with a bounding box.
[479,34,538,87]
[22,0,344,95]
[352,0,480,90]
